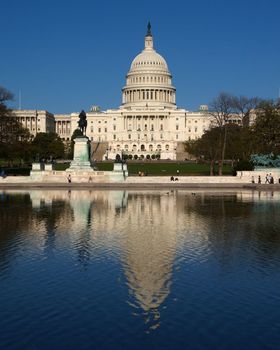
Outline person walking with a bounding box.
[67,174,72,183]
[265,174,269,184]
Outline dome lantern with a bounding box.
[145,22,153,49]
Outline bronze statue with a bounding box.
[146,21,152,36]
[78,110,87,135]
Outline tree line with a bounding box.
[0,86,65,165]
[185,93,280,175]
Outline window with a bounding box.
[128,134,131,139]
[195,127,197,132]
[160,124,163,131]
[113,125,116,130]
[91,127,93,132]
[113,134,116,140]
[98,128,101,133]
[105,128,107,132]
[176,134,178,139]
[176,125,179,130]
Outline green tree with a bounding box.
[32,132,64,160]
[251,100,280,154]
[0,86,31,163]
[185,127,221,175]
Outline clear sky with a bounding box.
[1,0,280,113]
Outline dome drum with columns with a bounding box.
[121,23,176,109]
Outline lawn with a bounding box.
[124,162,232,176]
[53,161,233,175]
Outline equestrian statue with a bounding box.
[78,110,87,135]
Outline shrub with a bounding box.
[232,160,253,175]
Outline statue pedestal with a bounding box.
[67,136,93,172]
[113,163,128,177]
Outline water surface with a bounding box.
[0,189,280,349]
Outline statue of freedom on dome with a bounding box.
[78,110,87,135]
[146,21,152,36]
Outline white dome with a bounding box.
[121,23,176,109]
[130,50,169,73]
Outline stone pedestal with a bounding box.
[67,136,93,172]
[113,162,128,178]
[32,163,44,171]
[44,164,54,171]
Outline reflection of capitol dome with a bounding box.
[122,22,176,108]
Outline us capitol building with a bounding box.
[13,24,217,160]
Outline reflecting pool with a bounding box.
[0,189,280,349]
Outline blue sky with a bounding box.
[1,0,280,113]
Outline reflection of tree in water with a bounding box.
[34,199,73,256]
[0,192,74,273]
[0,193,33,272]
[182,192,280,270]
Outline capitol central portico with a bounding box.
[13,23,214,161]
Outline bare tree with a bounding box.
[208,93,235,175]
[231,95,262,126]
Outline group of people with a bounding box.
[265,173,275,184]
[67,174,94,183]
[170,176,179,181]
[252,173,277,184]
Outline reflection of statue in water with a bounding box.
[78,110,87,135]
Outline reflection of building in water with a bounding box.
[1,189,212,329]
[4,189,280,329]
[121,193,178,330]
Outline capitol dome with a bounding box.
[121,23,176,109]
